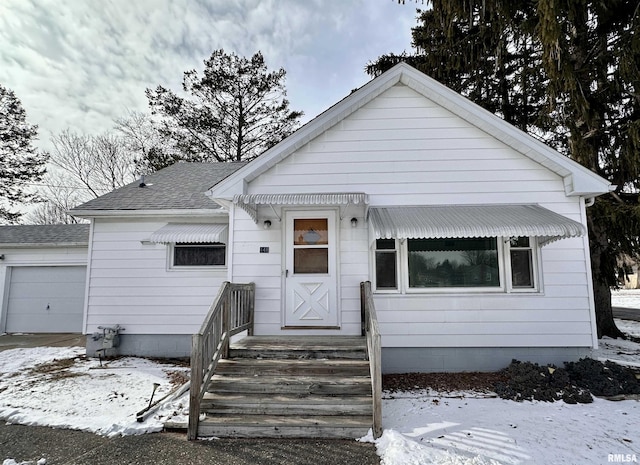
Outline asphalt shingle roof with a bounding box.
[0,224,90,246]
[71,162,246,213]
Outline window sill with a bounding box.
[373,289,542,296]
[168,266,227,272]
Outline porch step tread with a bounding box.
[209,374,371,385]
[215,358,370,376]
[200,414,371,426]
[228,348,367,360]
[197,417,370,439]
[201,395,372,416]
[229,336,366,351]
[202,392,372,413]
[203,392,372,404]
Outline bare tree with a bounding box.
[27,129,137,224]
[113,110,168,174]
[25,171,86,224]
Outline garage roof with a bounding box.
[0,224,90,247]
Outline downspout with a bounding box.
[581,197,599,351]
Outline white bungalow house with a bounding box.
[72,63,611,373]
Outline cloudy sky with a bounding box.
[0,0,418,151]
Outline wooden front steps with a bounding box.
[197,336,373,439]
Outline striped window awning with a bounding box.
[369,205,586,246]
[233,193,369,222]
[149,223,229,244]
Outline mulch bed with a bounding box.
[384,371,508,394]
[383,358,640,404]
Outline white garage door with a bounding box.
[5,266,86,333]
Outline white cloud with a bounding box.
[0,0,416,150]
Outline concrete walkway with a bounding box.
[0,424,380,465]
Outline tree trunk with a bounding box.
[588,215,624,339]
[592,281,623,339]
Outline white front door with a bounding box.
[284,210,339,328]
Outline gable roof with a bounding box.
[71,162,246,217]
[208,63,611,200]
[0,224,90,247]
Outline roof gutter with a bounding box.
[70,208,229,219]
[0,242,89,249]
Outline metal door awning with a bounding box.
[233,193,369,222]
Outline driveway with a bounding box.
[0,333,85,351]
[0,423,380,465]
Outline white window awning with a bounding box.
[149,223,229,244]
[233,193,369,222]
[369,205,586,246]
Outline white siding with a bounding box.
[85,217,228,334]
[236,83,594,348]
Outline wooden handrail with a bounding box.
[188,281,255,440]
[360,281,382,439]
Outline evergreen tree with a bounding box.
[0,84,48,224]
[368,0,640,338]
[145,49,303,170]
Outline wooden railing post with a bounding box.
[188,333,203,440]
[361,281,383,439]
[188,281,255,440]
[222,289,230,359]
[247,284,255,336]
[360,282,366,337]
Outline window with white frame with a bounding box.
[172,242,226,267]
[408,238,500,289]
[375,239,398,290]
[507,237,536,289]
[374,236,539,292]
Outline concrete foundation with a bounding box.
[382,346,593,373]
[86,333,191,359]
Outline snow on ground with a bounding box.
[365,391,638,465]
[0,346,189,437]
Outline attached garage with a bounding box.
[5,266,86,333]
[0,224,90,334]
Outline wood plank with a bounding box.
[201,393,373,416]
[197,423,370,439]
[214,358,370,376]
[198,414,372,438]
[207,375,371,395]
[203,393,372,405]
[230,335,366,350]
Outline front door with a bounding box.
[284,210,339,328]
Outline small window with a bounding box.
[509,237,535,288]
[407,238,500,288]
[293,218,329,274]
[173,243,225,267]
[375,239,397,290]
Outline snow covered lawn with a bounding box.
[0,346,189,437]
